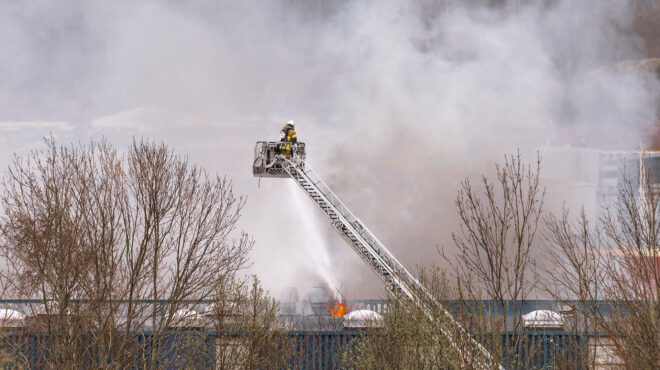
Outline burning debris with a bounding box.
[327,301,347,317]
[307,286,348,317]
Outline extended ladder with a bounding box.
[281,157,499,369]
[254,141,499,368]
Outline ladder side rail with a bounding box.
[284,161,401,286]
[303,167,431,298]
[298,163,466,318]
[302,167,405,265]
[266,150,481,358]
[287,163,462,346]
[289,162,400,280]
[330,224,419,303]
[303,166,412,267]
[282,160,418,303]
[289,159,501,369]
[296,164,493,369]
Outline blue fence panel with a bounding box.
[289,331,364,369]
[0,329,590,369]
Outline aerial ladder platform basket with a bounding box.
[253,141,501,369]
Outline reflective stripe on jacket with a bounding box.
[286,129,297,143]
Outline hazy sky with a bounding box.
[0,0,657,300]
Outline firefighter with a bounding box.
[278,120,297,159]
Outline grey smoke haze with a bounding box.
[0,0,657,299]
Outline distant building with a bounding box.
[540,146,660,218]
[597,150,660,203]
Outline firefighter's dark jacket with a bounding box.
[281,125,297,143]
[278,125,297,155]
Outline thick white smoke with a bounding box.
[0,0,657,299]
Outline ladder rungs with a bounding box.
[281,158,499,369]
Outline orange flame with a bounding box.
[328,301,346,317]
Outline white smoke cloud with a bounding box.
[0,0,656,299]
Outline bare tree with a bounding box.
[543,207,605,367]
[446,150,545,367]
[211,274,294,369]
[0,137,251,368]
[545,152,660,368]
[346,266,461,369]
